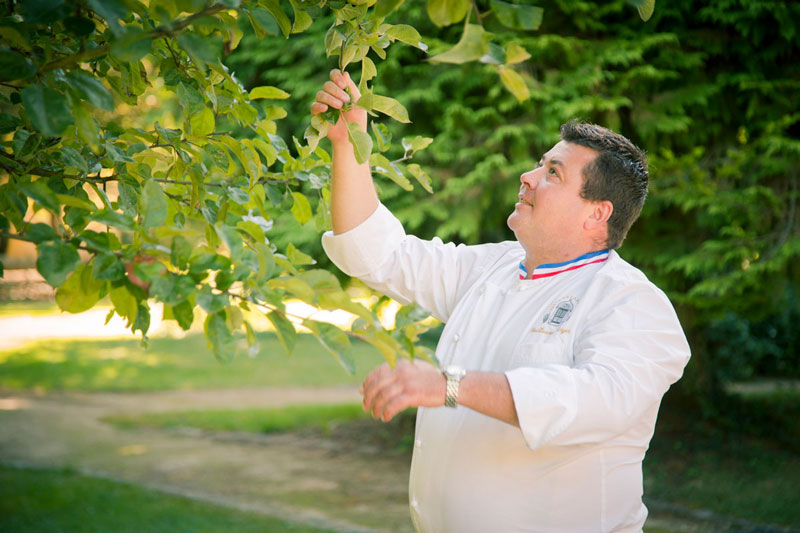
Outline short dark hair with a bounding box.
[560,120,649,249]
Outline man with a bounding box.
[312,69,690,532]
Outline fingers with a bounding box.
[310,102,328,115]
[329,68,361,102]
[361,360,424,422]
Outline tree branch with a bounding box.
[37,3,229,75]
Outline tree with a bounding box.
[4,0,659,366]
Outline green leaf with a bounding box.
[407,163,434,193]
[402,136,433,155]
[362,329,400,367]
[290,1,313,33]
[89,209,137,231]
[177,82,205,115]
[190,106,215,137]
[86,0,127,34]
[249,86,291,100]
[371,122,392,152]
[205,311,234,359]
[196,285,229,313]
[261,0,292,38]
[73,101,100,151]
[498,66,530,102]
[246,6,280,39]
[505,42,531,65]
[19,0,70,25]
[629,0,656,21]
[36,241,81,288]
[171,235,193,269]
[58,147,88,172]
[370,153,412,190]
[56,194,95,211]
[358,93,410,123]
[490,0,543,31]
[428,24,492,64]
[141,180,168,229]
[55,264,106,313]
[110,285,138,325]
[268,276,314,302]
[290,191,312,225]
[177,32,222,66]
[374,0,406,18]
[171,300,194,330]
[287,243,315,266]
[304,319,355,374]
[427,0,470,27]
[63,16,96,36]
[109,29,153,62]
[92,252,125,281]
[65,72,114,110]
[267,311,297,356]
[0,113,21,134]
[26,223,59,243]
[0,47,36,82]
[384,24,427,51]
[345,121,373,165]
[21,84,73,138]
[17,181,60,213]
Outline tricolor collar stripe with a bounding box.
[518,250,610,280]
[537,249,609,270]
[529,256,609,280]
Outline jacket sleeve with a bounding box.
[504,279,691,450]
[321,203,500,322]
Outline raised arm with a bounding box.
[311,69,378,234]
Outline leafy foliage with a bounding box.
[0,0,459,366]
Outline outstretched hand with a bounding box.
[310,69,367,144]
[361,359,447,422]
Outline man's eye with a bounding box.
[548,168,557,176]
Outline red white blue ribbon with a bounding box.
[519,250,609,280]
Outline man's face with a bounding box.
[507,140,599,255]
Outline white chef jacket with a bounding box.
[322,203,691,533]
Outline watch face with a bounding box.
[445,365,465,378]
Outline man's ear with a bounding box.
[584,200,613,231]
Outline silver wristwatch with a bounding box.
[442,365,467,408]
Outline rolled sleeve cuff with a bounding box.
[505,367,578,450]
[321,203,406,277]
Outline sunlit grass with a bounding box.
[0,301,60,317]
[105,403,368,434]
[0,332,377,392]
[0,464,336,533]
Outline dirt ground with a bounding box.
[4,387,800,533]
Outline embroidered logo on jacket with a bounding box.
[533,297,579,334]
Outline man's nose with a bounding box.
[520,169,539,188]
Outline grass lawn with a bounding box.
[643,390,800,527]
[0,301,60,317]
[105,403,369,434]
[0,463,336,533]
[0,332,379,391]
